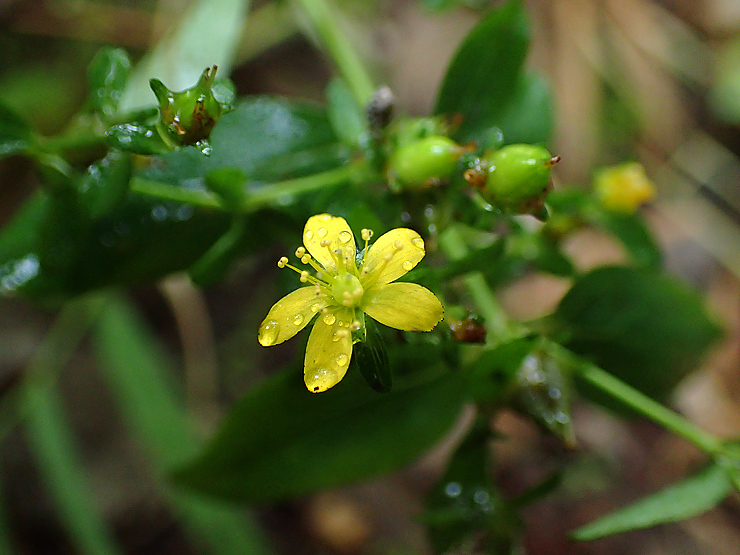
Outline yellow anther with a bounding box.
[320,239,331,248]
[394,240,404,251]
[300,271,310,282]
[295,246,306,258]
[361,229,373,241]
[277,256,289,268]
[301,254,311,264]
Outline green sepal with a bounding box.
[353,318,392,393]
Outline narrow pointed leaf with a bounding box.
[572,464,732,541]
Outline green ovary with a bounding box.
[331,273,364,307]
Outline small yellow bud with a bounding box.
[594,162,656,214]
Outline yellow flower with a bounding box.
[594,162,656,214]
[258,214,444,393]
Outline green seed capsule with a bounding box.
[484,144,557,205]
[150,66,232,146]
[388,135,461,190]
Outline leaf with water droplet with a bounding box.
[172,367,466,502]
[423,418,520,554]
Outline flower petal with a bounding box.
[304,309,354,393]
[258,286,328,346]
[361,228,425,287]
[303,214,356,276]
[363,282,444,331]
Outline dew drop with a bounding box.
[412,237,424,249]
[293,314,304,326]
[311,303,322,313]
[323,313,336,325]
[444,482,462,498]
[305,229,314,240]
[258,320,280,346]
[338,230,352,243]
[335,353,348,366]
[318,227,328,238]
[402,260,414,271]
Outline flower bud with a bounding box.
[388,135,462,191]
[594,162,655,214]
[482,144,558,213]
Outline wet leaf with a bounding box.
[173,368,465,502]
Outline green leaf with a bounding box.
[76,150,132,220]
[120,0,250,112]
[173,368,465,502]
[87,47,131,118]
[0,101,34,158]
[326,78,368,147]
[145,96,351,187]
[424,419,519,554]
[0,189,230,300]
[492,71,554,146]
[572,464,732,541]
[106,120,171,155]
[588,210,662,270]
[434,0,531,145]
[553,266,722,402]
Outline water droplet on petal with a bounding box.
[412,237,424,249]
[323,313,336,325]
[305,230,314,240]
[338,230,352,243]
[318,227,328,238]
[335,353,348,366]
[293,314,304,326]
[402,260,414,271]
[310,303,322,313]
[258,320,280,346]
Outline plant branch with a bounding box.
[294,0,375,107]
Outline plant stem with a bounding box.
[25,384,123,555]
[438,225,515,344]
[130,161,367,212]
[0,295,108,441]
[294,0,375,107]
[554,347,724,456]
[15,294,121,555]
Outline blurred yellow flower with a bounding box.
[258,214,444,393]
[594,162,656,214]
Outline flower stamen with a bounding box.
[276,254,327,287]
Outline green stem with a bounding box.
[14,295,121,555]
[25,385,123,555]
[294,0,375,107]
[0,295,108,442]
[438,225,515,344]
[561,350,724,456]
[130,161,367,212]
